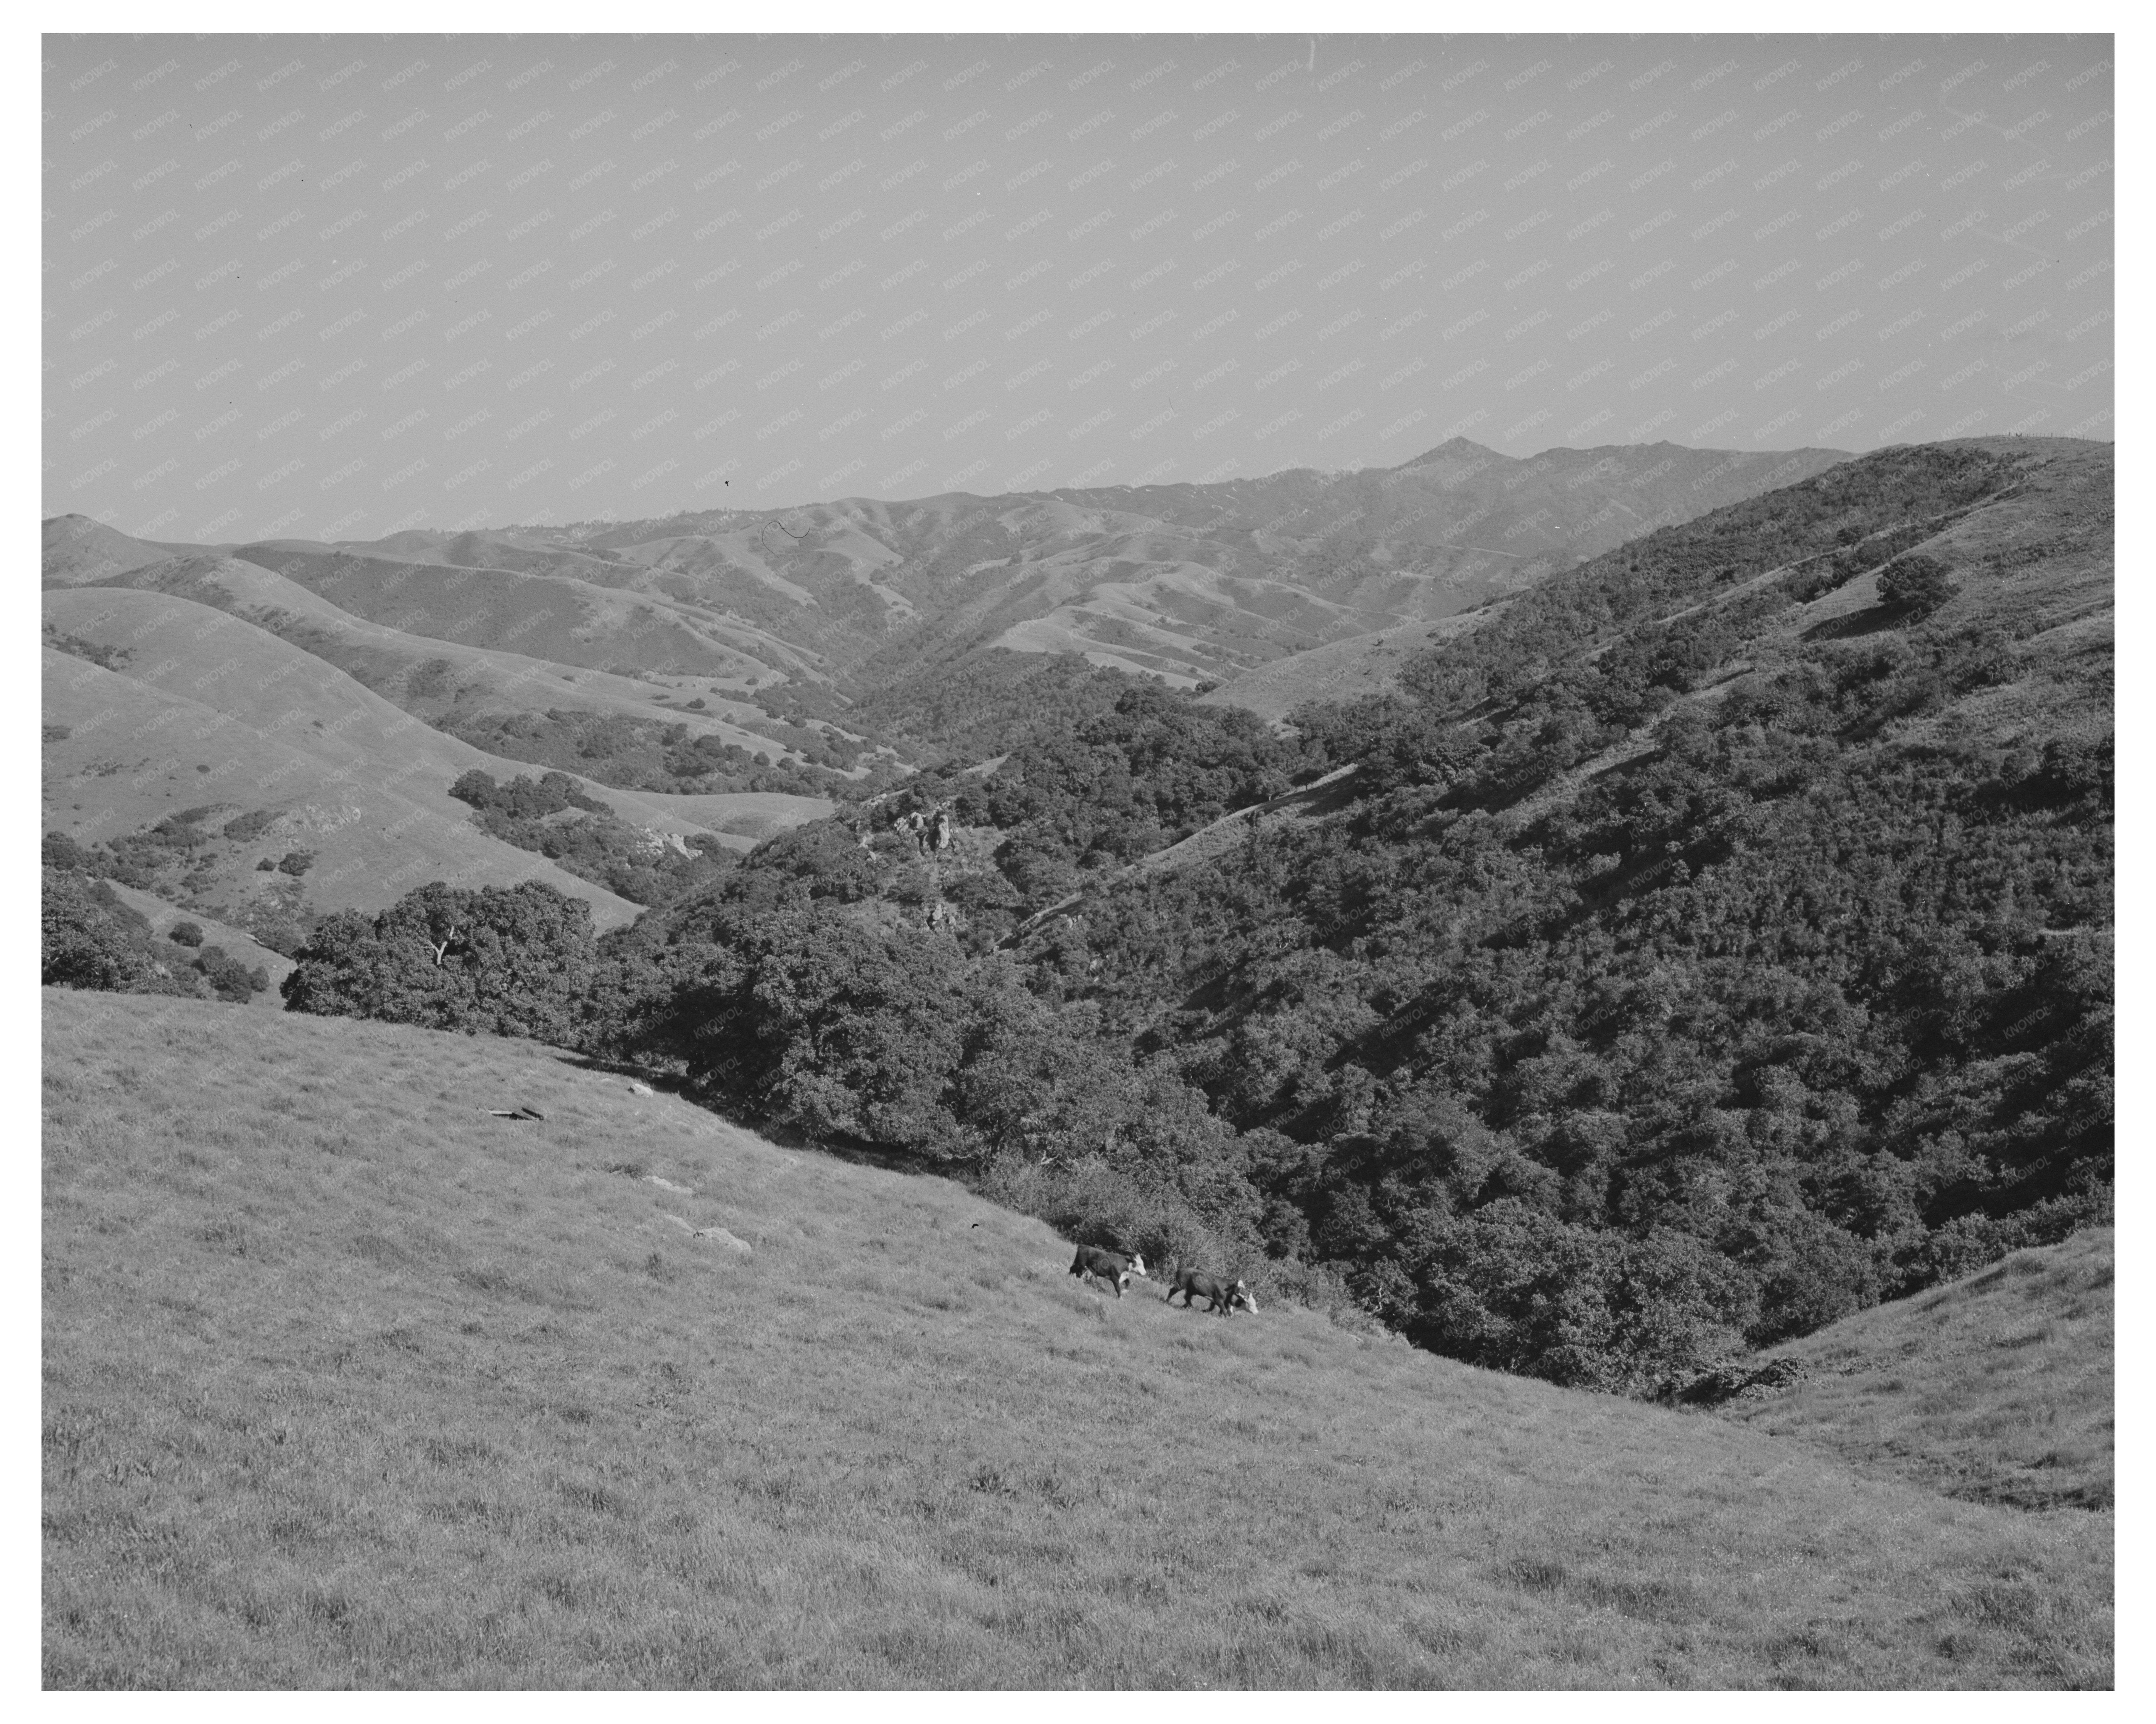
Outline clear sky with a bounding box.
[43,31,2113,541]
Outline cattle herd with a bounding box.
[1068,1246,1258,1315]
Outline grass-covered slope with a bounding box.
[43,990,2110,1688]
[41,586,823,925]
[42,513,175,585]
[227,542,776,683]
[42,633,643,932]
[1717,1229,2113,1512]
[89,553,786,758]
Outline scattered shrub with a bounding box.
[1878,554,1959,618]
[222,810,279,844]
[191,944,270,1004]
[41,625,133,672]
[241,901,318,957]
[168,920,205,948]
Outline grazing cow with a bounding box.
[1166,1268,1257,1314]
[1069,1245,1148,1297]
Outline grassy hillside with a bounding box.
[93,878,295,1005]
[42,513,175,585]
[44,989,2110,1687]
[1197,605,1508,723]
[1715,1229,2113,1513]
[42,608,641,932]
[231,543,779,683]
[53,436,1846,719]
[89,553,786,760]
[40,585,842,905]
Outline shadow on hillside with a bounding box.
[542,1048,956,1178]
[1801,605,1904,643]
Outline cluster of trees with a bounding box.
[43,865,199,998]
[272,865,1281,1289]
[437,706,863,798]
[44,810,319,957]
[152,441,2117,1394]
[843,650,1156,764]
[857,670,1313,929]
[42,836,270,1003]
[79,806,227,896]
[1392,443,2013,715]
[447,768,737,907]
[988,443,2108,1387]
[280,881,596,1043]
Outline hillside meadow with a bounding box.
[42,989,2110,1688]
[1716,1228,2113,1514]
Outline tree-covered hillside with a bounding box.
[237,439,2113,1394]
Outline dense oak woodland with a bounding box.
[61,440,2110,1394]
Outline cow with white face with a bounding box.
[1166,1268,1257,1314]
[1069,1245,1148,1298]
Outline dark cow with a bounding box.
[1069,1245,1148,1297]
[1166,1268,1258,1314]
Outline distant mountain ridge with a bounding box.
[40,436,1852,945]
[47,438,1848,708]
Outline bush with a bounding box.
[1877,554,1958,618]
[222,810,279,844]
[43,831,90,873]
[191,944,270,1004]
[241,900,317,957]
[168,920,205,948]
[277,850,316,877]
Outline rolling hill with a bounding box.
[42,636,641,932]
[564,436,2108,1401]
[41,514,178,586]
[38,435,1854,944]
[90,878,297,1005]
[1195,605,1507,722]
[1713,1228,2113,1513]
[84,552,787,759]
[50,437,1847,712]
[42,988,2111,1688]
[42,436,1852,947]
[40,584,826,932]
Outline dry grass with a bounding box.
[1716,1230,2114,1512]
[42,584,801,926]
[95,550,786,763]
[43,988,2112,1688]
[1197,606,1507,723]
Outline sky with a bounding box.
[42,30,2114,541]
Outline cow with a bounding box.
[1166,1267,1257,1314]
[1069,1245,1148,1298]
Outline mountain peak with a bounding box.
[1398,436,1504,469]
